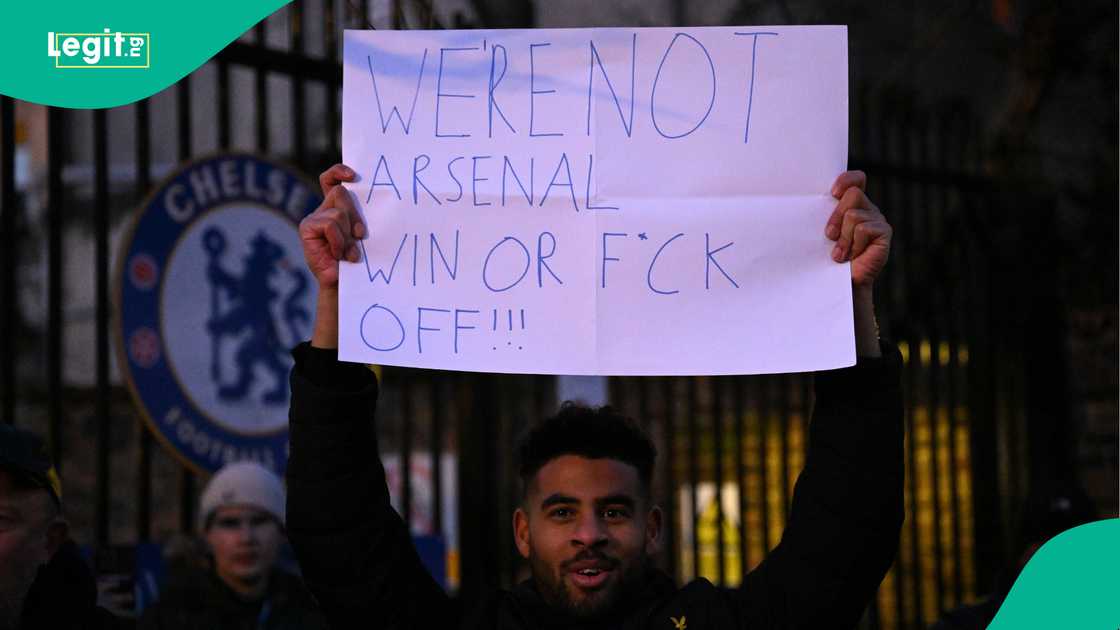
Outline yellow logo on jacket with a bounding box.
[670,615,687,630]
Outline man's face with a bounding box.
[514,455,661,618]
[0,471,56,629]
[204,505,282,592]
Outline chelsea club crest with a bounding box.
[115,154,322,475]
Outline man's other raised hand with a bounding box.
[303,163,364,349]
[299,163,365,290]
[826,170,892,289]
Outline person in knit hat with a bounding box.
[139,462,326,630]
[197,461,287,599]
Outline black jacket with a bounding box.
[286,343,904,629]
[19,540,129,630]
[138,568,328,630]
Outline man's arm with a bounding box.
[286,165,452,628]
[731,172,903,628]
[735,334,903,628]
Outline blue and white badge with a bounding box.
[115,154,321,474]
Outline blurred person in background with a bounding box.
[139,461,326,630]
[0,423,128,630]
[931,484,1099,630]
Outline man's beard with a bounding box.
[529,548,647,619]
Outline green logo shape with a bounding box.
[1,0,292,109]
[989,518,1119,629]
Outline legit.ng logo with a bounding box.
[47,29,150,68]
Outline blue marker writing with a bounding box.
[360,303,405,351]
[601,232,627,288]
[366,155,401,202]
[650,33,716,139]
[430,230,459,284]
[367,51,427,134]
[471,155,493,206]
[647,233,684,295]
[435,47,478,138]
[502,156,534,207]
[529,43,563,137]
[540,153,578,212]
[537,231,562,287]
[586,33,636,137]
[412,154,441,205]
[446,156,465,202]
[453,309,479,354]
[585,154,618,211]
[733,32,779,144]
[488,44,516,137]
[705,233,739,289]
[416,307,450,353]
[360,234,408,284]
[483,236,530,292]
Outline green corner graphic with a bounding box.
[1,1,292,108]
[990,518,1119,629]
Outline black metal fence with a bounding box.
[0,4,1039,629]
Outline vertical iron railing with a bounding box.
[93,109,111,546]
[47,108,65,469]
[176,69,197,533]
[661,375,678,580]
[135,99,154,543]
[0,96,14,428]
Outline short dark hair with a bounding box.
[515,402,657,499]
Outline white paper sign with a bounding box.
[339,26,854,375]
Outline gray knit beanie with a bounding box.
[198,461,285,530]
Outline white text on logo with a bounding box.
[47,29,150,68]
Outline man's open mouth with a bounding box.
[569,567,611,589]
[566,560,615,590]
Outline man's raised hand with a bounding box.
[825,170,892,288]
[299,164,365,290]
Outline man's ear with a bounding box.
[45,518,69,557]
[644,505,663,555]
[513,507,531,560]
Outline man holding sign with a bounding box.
[291,24,897,629]
[285,160,900,628]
